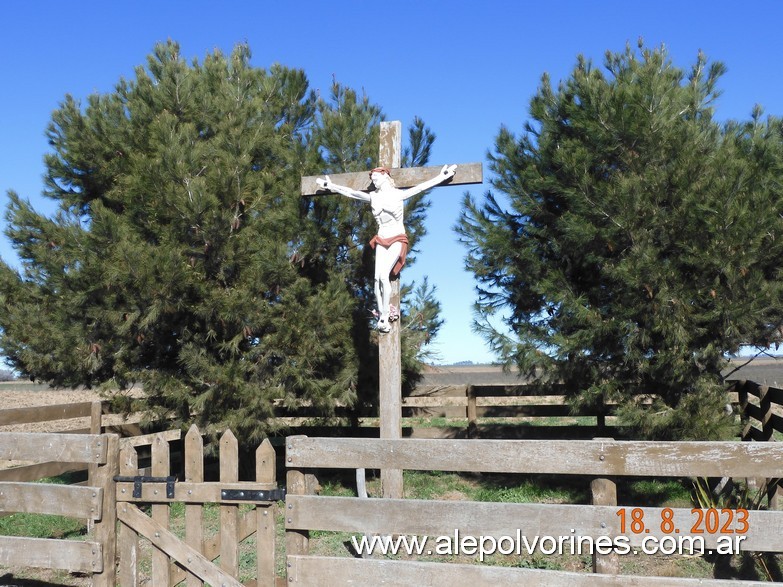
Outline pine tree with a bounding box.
[0,42,439,442]
[457,42,783,439]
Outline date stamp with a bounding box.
[617,507,749,535]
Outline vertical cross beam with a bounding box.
[378,121,404,499]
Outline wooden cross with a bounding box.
[300,121,482,498]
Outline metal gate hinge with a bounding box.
[114,475,177,498]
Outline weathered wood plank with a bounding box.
[92,433,118,587]
[220,429,239,578]
[402,396,468,407]
[286,555,769,587]
[286,437,783,478]
[185,424,205,587]
[0,482,102,519]
[88,402,102,490]
[121,428,181,448]
[300,162,483,196]
[152,433,171,587]
[118,502,244,587]
[591,473,619,574]
[286,438,309,559]
[770,411,783,434]
[766,384,783,405]
[403,425,618,440]
[285,495,783,551]
[118,444,140,587]
[0,460,87,483]
[0,536,102,573]
[0,432,108,464]
[0,401,102,426]
[257,438,276,587]
[408,385,468,397]
[116,480,278,503]
[378,120,404,501]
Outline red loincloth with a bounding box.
[369,233,409,277]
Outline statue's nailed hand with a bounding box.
[440,164,457,178]
[316,176,331,190]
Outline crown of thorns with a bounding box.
[369,167,391,177]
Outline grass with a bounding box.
[0,472,89,539]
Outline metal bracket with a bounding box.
[114,475,177,498]
[221,488,286,502]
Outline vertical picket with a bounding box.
[257,438,277,587]
[220,430,239,578]
[152,433,171,587]
[185,425,205,587]
[118,444,140,587]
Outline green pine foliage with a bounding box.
[0,42,442,441]
[457,42,783,439]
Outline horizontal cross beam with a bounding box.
[301,162,483,196]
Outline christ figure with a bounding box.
[316,164,456,332]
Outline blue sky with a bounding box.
[2,0,782,365]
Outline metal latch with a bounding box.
[220,488,287,502]
[114,475,177,498]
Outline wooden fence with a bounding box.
[0,399,179,488]
[285,436,783,586]
[734,380,783,441]
[115,425,281,587]
[0,431,118,587]
[1,381,782,584]
[3,381,782,445]
[403,384,622,439]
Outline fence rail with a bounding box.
[0,432,118,586]
[285,435,783,586]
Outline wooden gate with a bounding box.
[116,425,281,587]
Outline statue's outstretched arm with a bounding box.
[400,164,457,200]
[316,176,371,202]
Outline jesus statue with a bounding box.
[316,164,457,333]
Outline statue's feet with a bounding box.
[377,319,391,333]
[388,304,399,322]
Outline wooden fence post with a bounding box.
[92,434,119,587]
[257,438,277,587]
[759,385,774,442]
[737,381,751,441]
[87,401,103,491]
[286,435,310,578]
[591,438,619,575]
[466,385,478,438]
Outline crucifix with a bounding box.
[300,121,482,498]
